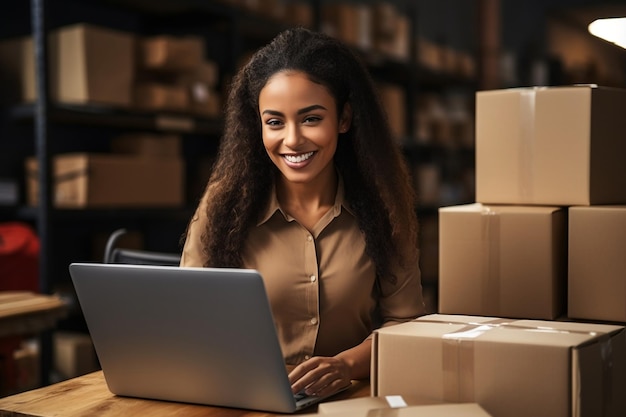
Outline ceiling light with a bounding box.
[588,17,626,49]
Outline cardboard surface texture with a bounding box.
[50,23,135,107]
[476,85,626,205]
[308,402,491,416]
[568,206,626,322]
[372,314,626,417]
[26,153,183,208]
[438,203,567,319]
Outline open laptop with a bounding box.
[68,262,349,413]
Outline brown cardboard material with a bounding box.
[26,153,184,208]
[0,36,34,104]
[372,314,626,417]
[54,331,99,379]
[475,85,626,205]
[139,35,204,72]
[312,402,492,416]
[438,203,567,319]
[317,395,442,414]
[49,23,135,107]
[568,206,626,323]
[111,134,182,157]
[134,83,189,111]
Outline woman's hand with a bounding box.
[288,356,352,398]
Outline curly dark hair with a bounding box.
[192,27,418,283]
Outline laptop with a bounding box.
[69,262,348,413]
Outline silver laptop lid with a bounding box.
[69,263,302,413]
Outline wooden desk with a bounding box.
[0,371,371,416]
[0,291,67,338]
[0,291,68,396]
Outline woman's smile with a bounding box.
[283,151,316,166]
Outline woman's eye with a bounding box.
[303,116,322,124]
[265,119,283,127]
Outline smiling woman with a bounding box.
[180,27,425,399]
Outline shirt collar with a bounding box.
[257,173,353,226]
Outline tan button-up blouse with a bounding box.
[181,178,425,366]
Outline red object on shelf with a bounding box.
[0,222,40,293]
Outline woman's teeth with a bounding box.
[284,151,314,163]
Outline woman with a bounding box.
[180,27,425,398]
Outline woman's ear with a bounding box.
[339,103,352,133]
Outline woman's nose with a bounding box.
[283,123,304,148]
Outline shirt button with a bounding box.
[310,275,316,282]
[310,317,318,325]
[304,355,311,360]
[307,235,313,242]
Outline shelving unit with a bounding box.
[0,0,477,386]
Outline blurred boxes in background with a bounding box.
[54,331,99,380]
[372,314,626,417]
[111,133,182,157]
[138,35,204,72]
[26,153,184,208]
[476,85,626,205]
[0,36,34,105]
[439,203,566,320]
[0,24,135,107]
[377,83,406,140]
[568,206,626,323]
[49,24,135,107]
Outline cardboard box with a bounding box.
[439,203,567,319]
[0,36,34,104]
[134,83,189,111]
[54,332,99,379]
[378,83,406,139]
[312,402,491,416]
[111,134,182,157]
[26,153,184,208]
[568,206,626,322]
[139,35,204,72]
[372,314,626,417]
[476,85,626,205]
[49,23,135,107]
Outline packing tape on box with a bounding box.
[481,207,500,315]
[518,89,536,202]
[418,317,616,409]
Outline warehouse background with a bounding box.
[0,0,625,394]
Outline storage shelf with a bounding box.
[10,205,195,222]
[9,103,223,135]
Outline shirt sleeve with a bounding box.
[179,190,210,267]
[377,249,426,328]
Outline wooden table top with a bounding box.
[0,371,371,417]
[0,291,68,338]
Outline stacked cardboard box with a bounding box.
[136,35,222,117]
[370,85,626,417]
[0,23,222,117]
[441,85,626,320]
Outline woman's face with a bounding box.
[258,70,350,187]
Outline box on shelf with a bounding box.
[568,206,626,323]
[25,153,184,208]
[139,35,204,72]
[476,85,626,205]
[377,83,406,140]
[321,3,372,50]
[372,314,626,417]
[111,134,182,157]
[49,23,135,107]
[439,203,567,320]
[0,36,34,104]
[54,331,99,379]
[134,83,189,112]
